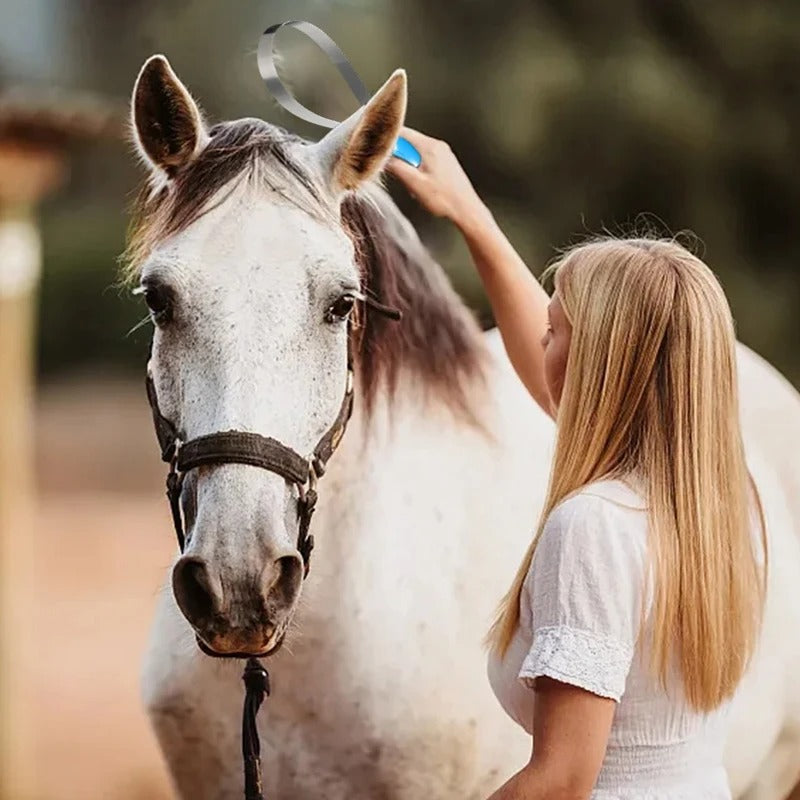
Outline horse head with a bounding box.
[129,54,407,656]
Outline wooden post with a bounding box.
[0,206,41,799]
[0,143,64,799]
[0,94,122,800]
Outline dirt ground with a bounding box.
[28,493,174,800]
[27,377,174,799]
[20,376,800,800]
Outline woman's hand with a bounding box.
[385,126,490,232]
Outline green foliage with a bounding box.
[20,0,800,387]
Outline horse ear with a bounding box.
[310,68,407,195]
[131,54,208,181]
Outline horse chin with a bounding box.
[195,629,287,660]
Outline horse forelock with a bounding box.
[124,117,488,422]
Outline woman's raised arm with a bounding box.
[386,126,555,420]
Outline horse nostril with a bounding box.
[173,556,223,627]
[266,555,303,608]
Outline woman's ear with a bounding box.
[307,68,407,196]
[130,54,209,183]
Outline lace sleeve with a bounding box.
[518,494,647,702]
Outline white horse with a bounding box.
[128,55,800,800]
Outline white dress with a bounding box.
[487,475,744,799]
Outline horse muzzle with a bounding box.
[172,552,302,657]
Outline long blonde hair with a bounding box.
[487,236,768,712]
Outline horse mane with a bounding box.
[123,118,488,422]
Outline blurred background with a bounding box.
[0,0,798,797]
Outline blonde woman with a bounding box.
[387,127,768,799]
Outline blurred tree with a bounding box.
[388,0,800,384]
[20,0,800,387]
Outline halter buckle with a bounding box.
[298,459,319,502]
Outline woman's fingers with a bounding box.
[386,156,445,215]
[397,126,450,172]
[386,154,426,190]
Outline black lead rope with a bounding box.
[242,658,271,800]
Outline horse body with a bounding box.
[724,348,800,799]
[128,55,800,800]
[142,331,800,800]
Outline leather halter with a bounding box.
[146,326,353,576]
[145,296,400,572]
[145,336,355,575]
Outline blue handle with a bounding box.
[392,136,422,168]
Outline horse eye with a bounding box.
[142,283,173,323]
[325,294,355,324]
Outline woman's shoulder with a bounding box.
[522,477,653,657]
[549,475,648,527]
[530,477,650,587]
